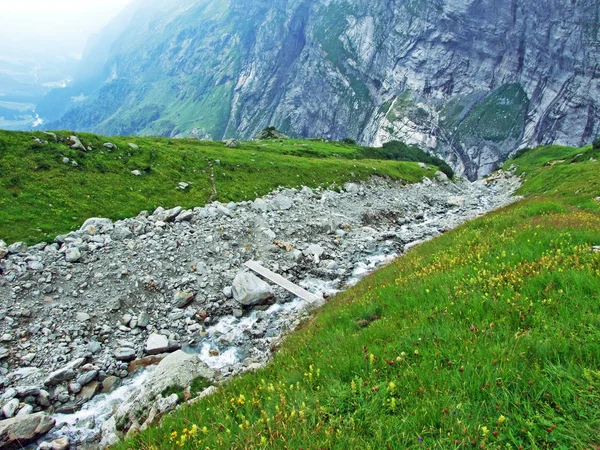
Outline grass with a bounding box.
[0,130,435,244]
[113,144,600,449]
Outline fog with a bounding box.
[0,0,133,60]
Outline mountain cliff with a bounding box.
[45,0,600,179]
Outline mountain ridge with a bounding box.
[44,0,600,179]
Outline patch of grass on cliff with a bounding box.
[0,130,434,244]
[115,145,600,449]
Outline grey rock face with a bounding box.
[49,0,600,179]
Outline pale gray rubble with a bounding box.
[0,171,521,447]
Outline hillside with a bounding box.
[0,130,442,244]
[110,144,600,449]
[42,0,600,179]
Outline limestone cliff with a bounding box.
[47,0,600,179]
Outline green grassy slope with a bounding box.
[115,145,600,449]
[0,131,434,244]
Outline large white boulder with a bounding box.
[232,272,273,306]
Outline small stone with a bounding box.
[344,182,360,193]
[114,348,136,362]
[76,312,90,322]
[65,247,82,263]
[2,398,19,418]
[8,242,27,254]
[271,194,293,210]
[222,286,233,299]
[51,437,70,450]
[131,170,142,176]
[137,311,150,328]
[128,143,139,150]
[178,182,190,190]
[76,370,98,387]
[87,341,102,354]
[145,334,170,355]
[16,404,33,417]
[174,291,194,308]
[27,260,44,271]
[68,382,82,395]
[103,142,118,151]
[101,376,121,394]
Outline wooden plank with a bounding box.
[244,260,320,303]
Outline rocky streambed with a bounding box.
[0,169,520,449]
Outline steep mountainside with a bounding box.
[46,0,600,179]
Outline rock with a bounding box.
[113,351,214,431]
[27,260,44,271]
[271,194,293,210]
[137,311,150,328]
[222,286,233,299]
[435,171,449,182]
[76,370,98,386]
[252,198,269,212]
[0,347,9,360]
[446,196,465,207]
[145,334,170,355]
[418,162,431,170]
[16,404,33,417]
[76,312,90,322]
[2,399,19,418]
[7,242,27,254]
[0,240,7,259]
[88,341,102,354]
[69,136,86,152]
[224,139,239,148]
[65,247,82,263]
[44,365,77,387]
[80,218,114,234]
[155,206,183,222]
[103,142,118,151]
[77,381,100,402]
[304,243,325,259]
[131,170,142,176]
[232,272,273,306]
[114,348,136,362]
[128,143,139,150]
[101,376,121,394]
[43,131,57,142]
[0,413,55,449]
[51,437,70,450]
[174,291,195,308]
[177,182,190,190]
[113,226,133,240]
[175,210,194,222]
[344,182,360,193]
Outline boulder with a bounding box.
[80,218,114,234]
[145,334,169,355]
[69,136,86,152]
[103,142,118,151]
[112,226,133,240]
[232,272,272,306]
[128,143,139,150]
[131,170,142,176]
[435,171,449,182]
[0,240,7,259]
[224,139,239,148]
[0,412,55,449]
[113,351,214,431]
